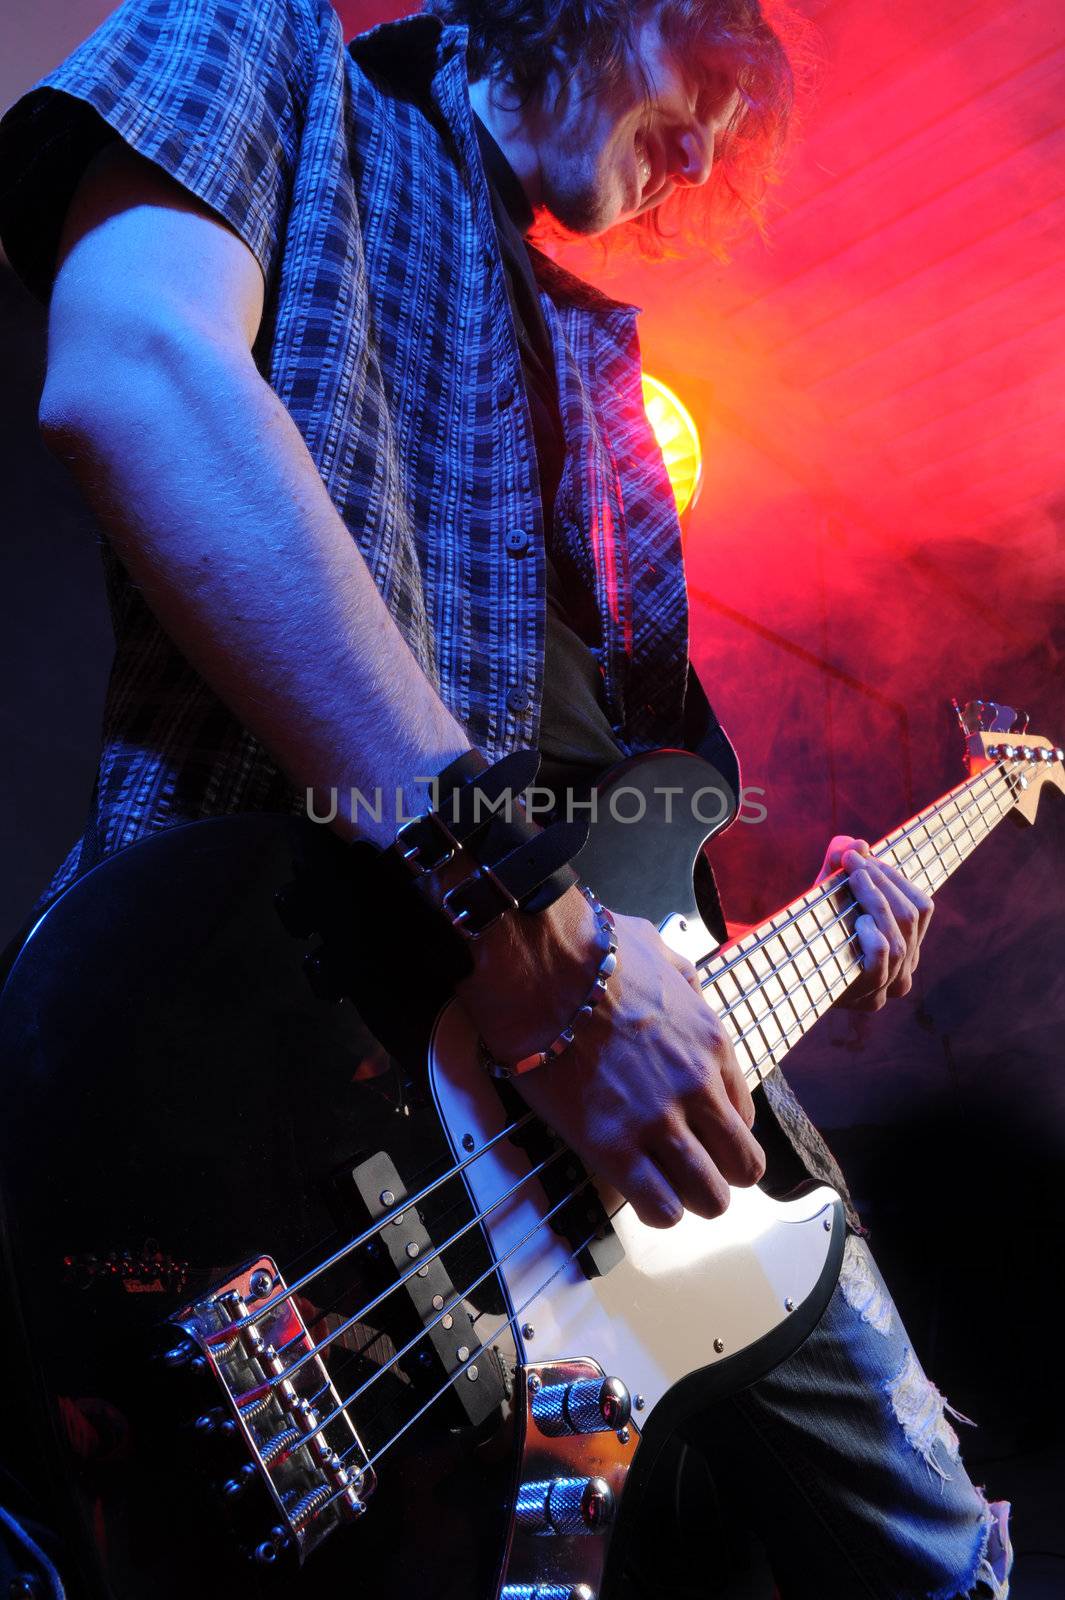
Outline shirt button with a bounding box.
[498,379,516,408]
[504,528,530,557]
[506,687,533,716]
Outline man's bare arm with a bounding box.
[38,141,764,1226]
[39,143,470,840]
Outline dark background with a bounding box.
[3,0,1065,1590]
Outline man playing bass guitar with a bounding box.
[0,0,1010,1593]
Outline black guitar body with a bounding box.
[0,754,744,1600]
[1,815,524,1599]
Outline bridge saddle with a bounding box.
[171,1255,373,1564]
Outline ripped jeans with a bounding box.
[615,1234,1012,1600]
[708,1235,1012,1599]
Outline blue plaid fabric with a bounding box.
[0,0,857,1228]
[0,0,692,887]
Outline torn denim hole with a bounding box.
[838,1234,893,1335]
[930,1496,1013,1600]
[972,1498,1012,1598]
[884,1346,974,1481]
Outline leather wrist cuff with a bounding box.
[391,748,537,874]
[389,747,589,937]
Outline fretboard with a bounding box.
[701,758,1023,1086]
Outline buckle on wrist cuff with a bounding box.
[442,862,520,937]
[394,809,461,874]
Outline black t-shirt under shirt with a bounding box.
[474,118,624,804]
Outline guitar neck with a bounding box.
[702,758,1023,1087]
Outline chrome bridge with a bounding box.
[168,1255,373,1564]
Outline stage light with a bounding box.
[642,375,703,517]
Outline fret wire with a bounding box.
[698,759,1013,989]
[711,896,858,1018]
[703,764,997,1030]
[704,759,1034,1066]
[899,814,938,894]
[742,946,864,1082]
[722,927,861,1062]
[749,1006,781,1068]
[735,949,778,1052]
[920,768,1009,887]
[770,923,807,1037]
[953,782,984,858]
[889,764,1014,890]
[739,762,1027,1077]
[888,795,959,893]
[882,760,1016,885]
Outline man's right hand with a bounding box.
[453,886,765,1229]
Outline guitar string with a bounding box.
[227,757,1024,1358]
[290,736,1018,1518]
[729,927,863,1079]
[249,918,873,1457]
[216,1110,535,1337]
[695,756,1026,989]
[266,921,867,1434]
[274,908,865,1384]
[694,758,1017,985]
[316,1195,627,1520]
[233,757,1035,1524]
[723,762,1022,1083]
[715,762,1020,1071]
[700,758,1022,1021]
[740,943,862,1084]
[266,1141,575,1378]
[703,758,997,1049]
[264,1174,596,1461]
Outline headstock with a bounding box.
[957,698,1065,826]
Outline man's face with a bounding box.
[536,13,743,236]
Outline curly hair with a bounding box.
[424,0,810,258]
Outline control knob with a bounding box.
[531,1376,631,1438]
[515,1476,615,1536]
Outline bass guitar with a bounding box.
[0,698,1059,1599]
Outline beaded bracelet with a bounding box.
[479,886,618,1080]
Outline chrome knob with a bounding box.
[531,1376,631,1438]
[515,1476,615,1536]
[500,1587,595,1599]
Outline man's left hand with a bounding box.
[816,836,934,1012]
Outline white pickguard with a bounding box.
[429,999,844,1423]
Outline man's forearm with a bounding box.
[40,327,470,844]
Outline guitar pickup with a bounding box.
[344,1153,507,1428]
[505,1111,624,1281]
